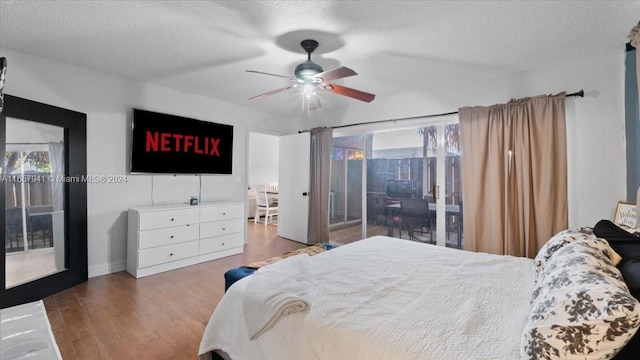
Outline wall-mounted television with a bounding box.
[130,109,233,174]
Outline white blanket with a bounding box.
[199,236,535,360]
[243,253,311,340]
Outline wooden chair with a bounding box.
[254,186,278,226]
[267,182,278,206]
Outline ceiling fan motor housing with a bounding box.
[295,39,323,80]
[295,60,323,80]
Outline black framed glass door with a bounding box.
[1,94,87,308]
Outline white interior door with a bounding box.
[277,132,310,243]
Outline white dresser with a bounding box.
[127,202,245,278]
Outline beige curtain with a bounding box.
[459,93,568,258]
[307,127,332,244]
[630,21,640,104]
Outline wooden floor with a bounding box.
[44,222,308,360]
[42,221,448,359]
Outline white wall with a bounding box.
[1,49,290,277]
[1,47,629,275]
[247,132,279,187]
[312,52,628,229]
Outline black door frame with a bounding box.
[1,94,87,308]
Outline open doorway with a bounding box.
[246,132,280,226]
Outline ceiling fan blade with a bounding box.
[313,66,357,82]
[246,70,296,81]
[249,86,292,100]
[324,83,375,103]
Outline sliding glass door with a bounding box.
[329,121,462,248]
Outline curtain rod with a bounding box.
[302,89,584,132]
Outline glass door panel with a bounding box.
[329,136,363,244]
[363,124,462,248]
[444,124,463,248]
[330,147,345,226]
[429,123,463,248]
[345,149,362,224]
[423,123,463,248]
[366,128,431,242]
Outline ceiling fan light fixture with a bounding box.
[294,60,323,80]
[302,83,316,100]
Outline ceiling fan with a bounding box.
[246,39,375,111]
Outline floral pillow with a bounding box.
[531,238,623,301]
[533,227,596,280]
[522,239,640,359]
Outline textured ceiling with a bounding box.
[1,0,639,118]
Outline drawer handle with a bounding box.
[222,212,226,216]
[169,253,174,257]
[222,227,226,231]
[221,242,225,246]
[170,218,175,221]
[170,235,174,239]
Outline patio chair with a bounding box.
[400,198,434,243]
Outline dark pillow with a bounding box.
[620,258,640,300]
[593,219,640,259]
[594,220,640,359]
[608,259,640,360]
[593,220,640,297]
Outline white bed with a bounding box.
[199,235,535,360]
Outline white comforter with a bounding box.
[199,236,534,360]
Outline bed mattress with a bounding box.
[199,235,535,360]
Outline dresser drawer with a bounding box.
[127,202,246,278]
[138,241,199,268]
[200,218,244,238]
[138,224,199,249]
[200,204,244,222]
[200,233,244,255]
[138,208,199,230]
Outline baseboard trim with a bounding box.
[88,260,126,278]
